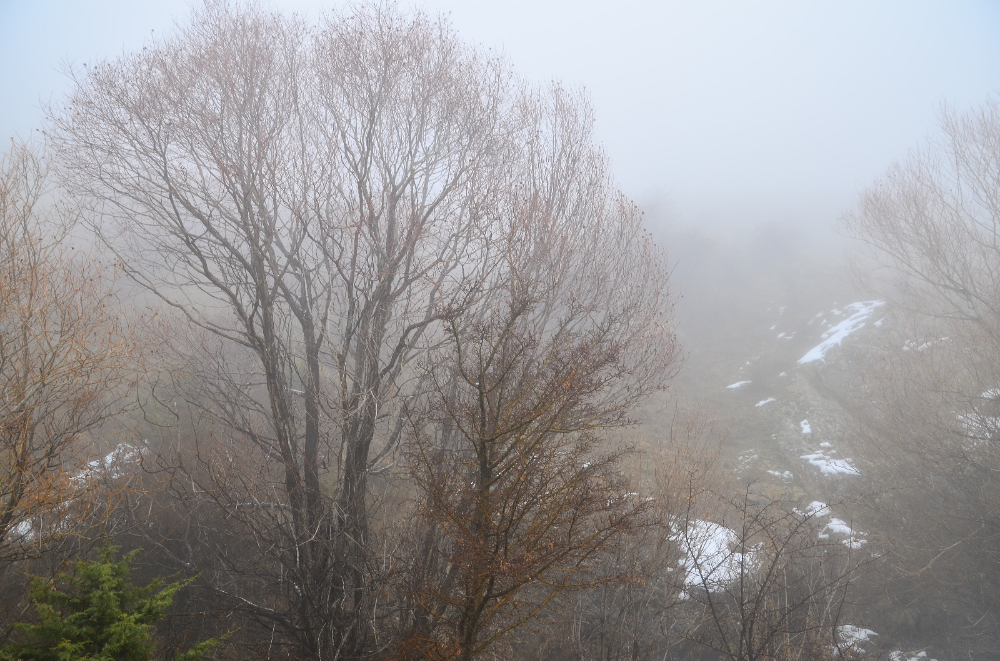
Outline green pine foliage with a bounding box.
[0,546,220,661]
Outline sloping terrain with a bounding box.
[651,223,943,658]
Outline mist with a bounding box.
[4,1,1000,225]
[1,2,1000,660]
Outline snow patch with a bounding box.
[755,397,776,407]
[819,518,867,548]
[12,520,34,542]
[800,420,811,434]
[801,448,860,476]
[13,443,145,545]
[727,380,751,390]
[836,625,878,655]
[73,444,145,484]
[958,411,1000,443]
[767,470,793,480]
[803,500,830,517]
[797,502,868,549]
[738,451,758,472]
[903,337,949,352]
[672,520,758,596]
[799,301,885,364]
[890,651,935,661]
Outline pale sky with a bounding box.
[2,0,999,230]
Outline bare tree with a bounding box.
[50,3,676,659]
[543,405,722,661]
[673,490,867,661]
[398,90,678,659]
[0,140,135,564]
[843,95,1000,656]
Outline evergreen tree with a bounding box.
[1,546,219,661]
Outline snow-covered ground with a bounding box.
[890,651,937,661]
[836,625,878,655]
[706,296,943,657]
[673,501,868,604]
[801,500,830,517]
[738,450,758,472]
[958,410,1000,443]
[672,519,758,597]
[796,501,868,549]
[11,443,144,544]
[819,517,867,549]
[903,337,948,352]
[799,301,884,364]
[72,443,145,484]
[801,446,860,476]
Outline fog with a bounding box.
[3,1,999,233]
[7,2,997,371]
[3,4,1000,658]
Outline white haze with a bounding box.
[3,1,1000,236]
